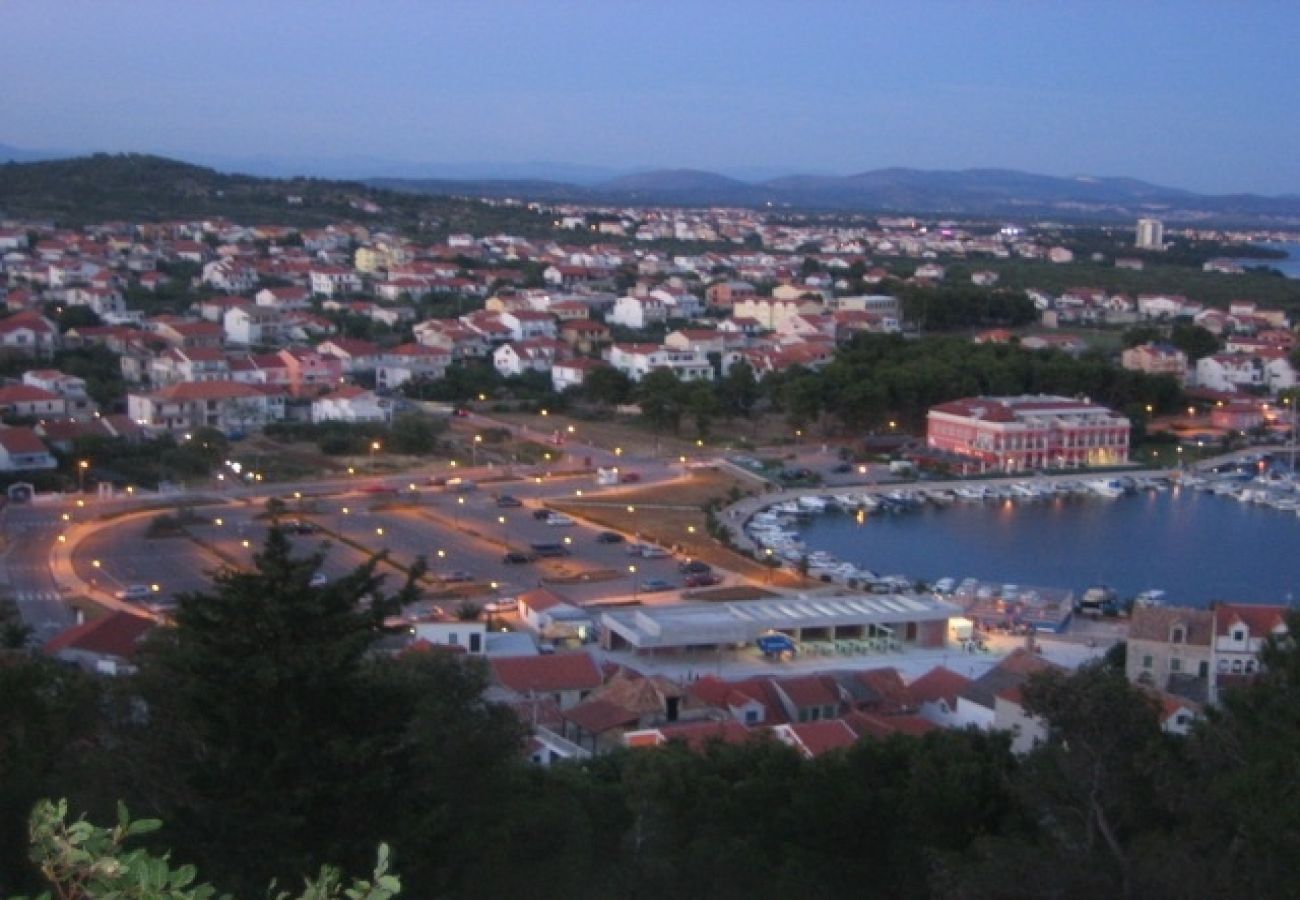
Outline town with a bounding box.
[2,160,1300,898]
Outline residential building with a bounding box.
[927,395,1131,472]
[375,344,450,389]
[1211,604,1289,701]
[0,427,58,471]
[223,306,284,346]
[0,311,59,359]
[43,610,155,675]
[607,294,667,329]
[309,266,363,297]
[310,386,391,424]
[1122,342,1189,382]
[22,370,95,417]
[0,384,68,420]
[1126,605,1213,703]
[551,358,610,393]
[605,343,714,383]
[128,381,285,434]
[488,652,605,711]
[1135,217,1165,250]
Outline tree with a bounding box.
[1170,321,1219,361]
[114,530,447,894]
[685,381,720,439]
[637,369,686,433]
[717,361,759,420]
[0,658,103,895]
[55,306,102,333]
[24,799,401,900]
[387,412,443,455]
[583,366,633,407]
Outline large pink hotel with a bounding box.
[926,395,1130,472]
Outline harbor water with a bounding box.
[796,486,1300,607]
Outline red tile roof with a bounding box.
[1214,604,1289,638]
[781,720,858,757]
[44,611,154,660]
[0,427,51,455]
[908,666,974,708]
[490,652,604,694]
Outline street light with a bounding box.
[473,434,482,467]
[454,496,465,529]
[78,459,89,494]
[370,441,381,472]
[498,514,509,549]
[628,564,639,601]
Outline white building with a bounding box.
[605,343,714,383]
[310,386,391,424]
[607,295,667,329]
[1136,218,1165,250]
[374,344,450,390]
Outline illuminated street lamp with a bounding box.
[498,514,509,549]
[628,564,639,601]
[78,459,89,494]
[454,495,465,528]
[370,441,381,472]
[473,434,482,467]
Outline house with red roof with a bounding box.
[0,384,67,420]
[1211,603,1289,701]
[624,719,753,751]
[316,338,382,373]
[43,610,155,674]
[0,427,57,471]
[909,666,975,727]
[127,381,286,434]
[0,311,59,359]
[376,344,450,389]
[488,651,604,710]
[771,719,858,758]
[770,674,846,724]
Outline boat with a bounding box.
[1087,479,1124,498]
[1134,589,1167,608]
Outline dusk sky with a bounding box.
[3,1,1298,194]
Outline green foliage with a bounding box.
[898,283,1038,331]
[636,369,688,433]
[21,799,400,900]
[386,413,444,455]
[581,366,633,407]
[1169,321,1221,361]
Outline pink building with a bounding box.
[927,395,1130,472]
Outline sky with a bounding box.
[2,1,1299,194]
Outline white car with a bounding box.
[545,514,576,526]
[309,573,328,588]
[639,546,669,558]
[114,584,153,602]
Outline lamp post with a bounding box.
[454,496,465,529]
[628,564,639,602]
[473,434,482,467]
[498,514,509,551]
[369,440,381,473]
[78,459,89,494]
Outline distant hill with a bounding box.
[0,153,567,237]
[374,166,1300,226]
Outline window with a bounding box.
[1234,630,1246,642]
[1218,658,1229,672]
[1232,659,1244,674]
[744,709,759,725]
[1142,655,1153,669]
[1171,626,1185,644]
[1170,657,1182,673]
[1246,660,1257,674]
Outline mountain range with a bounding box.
[4,141,1300,225]
[372,167,1300,225]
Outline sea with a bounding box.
[1225,241,1300,278]
[797,486,1300,608]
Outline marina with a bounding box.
[741,465,1300,616]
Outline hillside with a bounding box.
[0,153,561,236]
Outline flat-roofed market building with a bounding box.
[599,594,958,655]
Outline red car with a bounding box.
[620,472,642,483]
[684,573,723,588]
[360,484,397,495]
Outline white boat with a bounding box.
[797,495,830,512]
[1088,479,1124,498]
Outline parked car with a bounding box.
[639,578,674,593]
[595,531,625,544]
[452,407,471,418]
[435,570,475,584]
[445,478,476,493]
[114,584,153,602]
[530,542,571,558]
[427,476,448,487]
[545,514,576,526]
[502,551,535,565]
[684,573,723,588]
[678,560,712,575]
[532,508,554,520]
[484,597,518,614]
[626,543,649,556]
[495,495,522,508]
[619,471,642,483]
[639,546,669,558]
[360,484,397,495]
[831,462,852,474]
